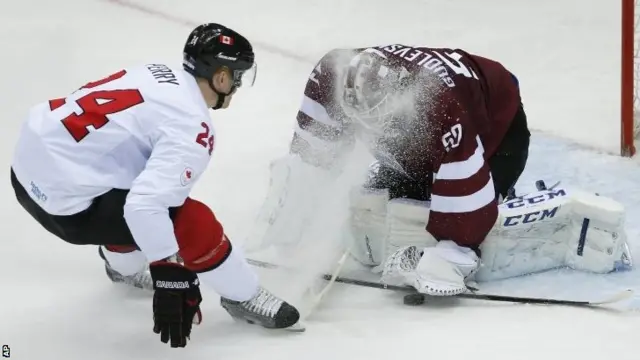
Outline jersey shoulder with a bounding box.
[110,63,213,145]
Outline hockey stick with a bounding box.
[247,251,352,320]
[302,250,351,319]
[248,259,633,307]
[536,179,561,191]
[319,273,633,307]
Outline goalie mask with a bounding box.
[340,49,413,139]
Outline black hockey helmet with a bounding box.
[183,23,257,109]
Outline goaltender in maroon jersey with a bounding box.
[289,44,528,249]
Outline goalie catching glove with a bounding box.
[150,254,202,348]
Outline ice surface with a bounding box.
[1,1,640,359]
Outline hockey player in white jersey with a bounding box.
[10,23,300,348]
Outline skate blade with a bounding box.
[233,318,306,333]
[284,321,306,332]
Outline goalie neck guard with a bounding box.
[183,23,257,110]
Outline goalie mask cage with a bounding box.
[621,0,639,156]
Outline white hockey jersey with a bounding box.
[11,64,215,262]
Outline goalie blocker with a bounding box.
[347,184,633,281]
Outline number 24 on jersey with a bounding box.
[49,69,215,155]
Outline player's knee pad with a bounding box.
[173,197,231,273]
[244,154,336,253]
[477,187,632,281]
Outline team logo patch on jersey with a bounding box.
[180,167,195,186]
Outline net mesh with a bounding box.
[635,0,640,138]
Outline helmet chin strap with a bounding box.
[207,78,235,110]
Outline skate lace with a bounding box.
[242,288,283,318]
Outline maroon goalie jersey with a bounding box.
[290,44,521,248]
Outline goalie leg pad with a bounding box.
[346,190,437,268]
[244,154,337,253]
[477,188,632,281]
[346,187,389,266]
[385,198,437,258]
[564,190,632,273]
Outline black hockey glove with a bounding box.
[149,257,202,348]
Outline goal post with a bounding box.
[621,0,637,157]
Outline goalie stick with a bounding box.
[247,258,633,308]
[302,250,351,319]
[505,179,561,201]
[346,277,632,307]
[322,273,632,307]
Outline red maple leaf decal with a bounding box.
[186,170,192,179]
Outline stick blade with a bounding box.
[589,289,634,306]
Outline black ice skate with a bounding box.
[220,287,302,331]
[98,247,153,291]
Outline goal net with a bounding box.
[622,0,640,156]
[635,0,640,140]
